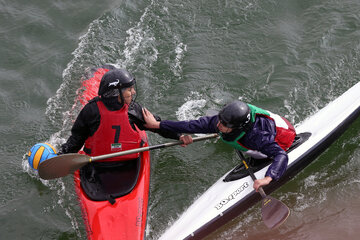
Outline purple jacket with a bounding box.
[160,115,288,181]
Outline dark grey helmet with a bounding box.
[218,101,251,129]
[98,69,136,98]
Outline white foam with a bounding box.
[116,0,158,70]
[176,92,206,121]
[171,41,187,77]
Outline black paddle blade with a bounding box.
[38,154,90,180]
[261,196,290,229]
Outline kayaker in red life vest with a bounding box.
[142,101,296,191]
[59,67,192,157]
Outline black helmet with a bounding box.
[218,101,251,129]
[98,69,136,98]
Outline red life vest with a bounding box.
[274,115,296,151]
[84,100,142,161]
[246,113,296,151]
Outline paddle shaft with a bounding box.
[91,133,219,161]
[235,150,267,198]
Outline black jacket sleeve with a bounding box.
[128,102,181,140]
[59,100,100,154]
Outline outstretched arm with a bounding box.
[129,103,180,140]
[143,108,218,134]
[142,108,193,146]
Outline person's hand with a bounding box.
[179,135,193,147]
[142,108,160,129]
[253,176,272,192]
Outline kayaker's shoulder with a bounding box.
[128,102,143,118]
[79,97,101,117]
[87,96,101,104]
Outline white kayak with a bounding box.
[159,81,360,240]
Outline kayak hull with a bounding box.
[159,82,360,240]
[74,135,150,240]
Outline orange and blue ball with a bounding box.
[28,143,57,170]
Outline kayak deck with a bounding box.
[74,147,150,240]
[224,132,311,182]
[80,158,141,203]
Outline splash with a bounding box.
[171,41,187,77]
[116,0,159,71]
[176,92,207,121]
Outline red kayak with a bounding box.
[73,65,150,240]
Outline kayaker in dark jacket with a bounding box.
[59,67,191,156]
[142,100,296,191]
